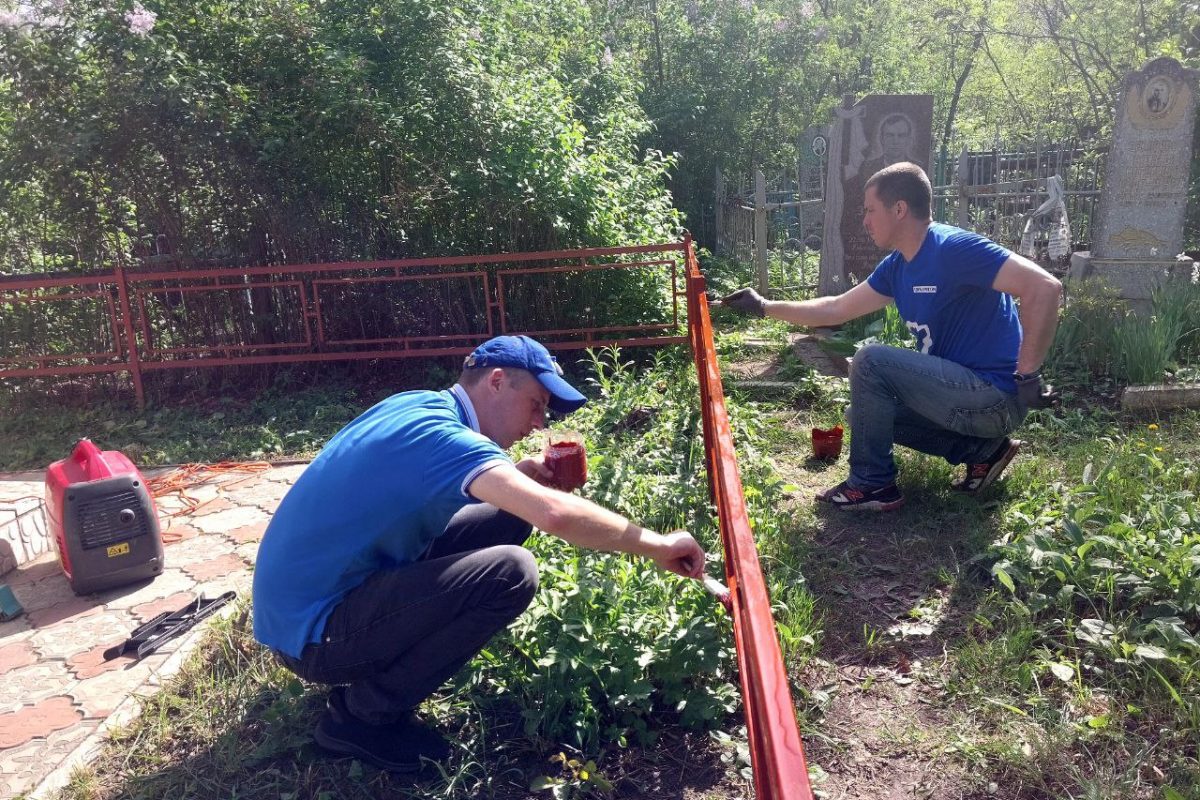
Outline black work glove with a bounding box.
[720,287,767,318]
[1015,372,1059,409]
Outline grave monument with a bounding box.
[818,94,934,295]
[1069,57,1199,300]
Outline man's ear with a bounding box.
[893,199,909,219]
[486,367,506,393]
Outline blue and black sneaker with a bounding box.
[817,480,904,512]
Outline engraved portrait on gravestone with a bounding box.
[820,94,933,293]
[878,113,914,164]
[862,113,915,178]
[1144,77,1171,115]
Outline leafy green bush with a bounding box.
[0,0,679,272]
[1050,278,1200,387]
[1047,279,1127,381]
[990,427,1199,717]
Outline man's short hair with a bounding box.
[458,364,531,388]
[865,162,932,221]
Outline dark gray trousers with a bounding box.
[278,504,537,725]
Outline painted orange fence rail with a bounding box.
[683,234,814,800]
[2,238,812,796]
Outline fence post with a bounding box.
[955,145,970,229]
[715,167,726,256]
[935,143,948,221]
[754,168,768,294]
[112,260,146,410]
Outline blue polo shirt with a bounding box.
[867,223,1021,393]
[252,385,511,658]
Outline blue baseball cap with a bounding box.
[463,335,587,414]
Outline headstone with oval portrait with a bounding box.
[818,94,934,295]
[1094,57,1198,261]
[1070,57,1199,303]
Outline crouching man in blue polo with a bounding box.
[252,335,706,772]
[721,162,1062,510]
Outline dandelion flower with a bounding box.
[1155,446,1164,452]
[1148,423,1159,430]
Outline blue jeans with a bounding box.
[277,504,538,725]
[846,344,1027,489]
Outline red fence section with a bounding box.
[684,235,814,799]
[0,244,687,406]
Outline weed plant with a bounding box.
[1046,279,1126,384]
[483,348,816,751]
[977,424,1200,792]
[1109,313,1183,385]
[1050,278,1200,389]
[851,304,912,351]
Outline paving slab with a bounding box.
[0,460,308,799]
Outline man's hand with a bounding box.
[514,455,553,485]
[719,287,767,318]
[1016,373,1058,409]
[651,530,706,579]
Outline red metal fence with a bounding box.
[1,238,812,798]
[0,244,688,406]
[685,235,814,800]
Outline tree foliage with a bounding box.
[1,0,1194,268]
[596,0,1196,232]
[0,0,680,272]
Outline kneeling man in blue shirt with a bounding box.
[253,335,706,770]
[721,162,1062,511]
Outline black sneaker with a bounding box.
[952,438,1022,493]
[314,688,450,772]
[817,480,904,512]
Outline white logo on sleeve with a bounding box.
[913,285,938,294]
[907,322,933,354]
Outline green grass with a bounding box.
[16,305,1200,799]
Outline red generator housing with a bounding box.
[45,439,164,595]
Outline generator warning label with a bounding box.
[107,542,130,558]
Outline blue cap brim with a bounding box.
[537,370,587,414]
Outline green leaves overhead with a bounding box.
[0,0,679,272]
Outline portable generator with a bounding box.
[45,439,164,595]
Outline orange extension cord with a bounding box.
[145,462,273,542]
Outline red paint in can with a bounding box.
[811,425,844,460]
[545,432,587,491]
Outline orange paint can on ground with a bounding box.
[811,425,844,460]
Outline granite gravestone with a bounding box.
[819,94,934,295]
[1070,57,1199,300]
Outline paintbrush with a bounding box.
[702,575,732,611]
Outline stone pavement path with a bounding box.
[0,462,308,799]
